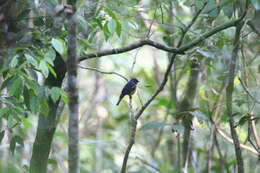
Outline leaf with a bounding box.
[251,0,260,10]
[140,121,170,131]
[10,136,16,155]
[46,63,57,78]
[8,115,16,129]
[0,107,9,118]
[237,115,249,127]
[30,96,40,114]
[50,87,61,103]
[48,159,58,166]
[51,38,66,57]
[8,76,23,96]
[0,131,4,144]
[25,54,38,67]
[40,98,49,116]
[116,21,122,37]
[9,135,24,155]
[44,48,56,66]
[39,61,49,78]
[108,19,117,35]
[10,55,19,67]
[60,89,68,104]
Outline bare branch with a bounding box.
[79,39,185,61]
[78,65,128,81]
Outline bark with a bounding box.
[226,22,244,173]
[67,10,79,173]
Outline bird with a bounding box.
[116,78,139,105]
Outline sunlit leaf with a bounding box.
[39,61,49,78]
[51,38,66,57]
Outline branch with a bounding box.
[79,40,185,61]
[78,65,128,81]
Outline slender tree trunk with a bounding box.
[67,3,79,173]
[226,22,244,173]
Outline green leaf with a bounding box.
[108,19,117,35]
[8,76,23,96]
[8,115,16,129]
[46,63,57,78]
[25,54,38,67]
[50,87,61,103]
[10,55,19,67]
[44,48,56,66]
[30,96,40,114]
[0,131,4,144]
[40,98,49,116]
[39,61,49,78]
[116,21,122,37]
[10,136,16,155]
[140,121,170,131]
[251,0,260,10]
[104,7,117,19]
[60,89,68,104]
[51,38,66,57]
[0,107,9,118]
[9,135,24,155]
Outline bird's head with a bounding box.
[130,78,139,84]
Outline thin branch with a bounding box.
[79,40,185,61]
[136,156,161,173]
[215,126,258,155]
[78,65,128,81]
[238,77,260,104]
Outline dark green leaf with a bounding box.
[0,107,9,118]
[40,98,49,116]
[50,87,61,103]
[8,76,23,96]
[30,96,40,114]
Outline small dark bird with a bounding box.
[116,78,139,105]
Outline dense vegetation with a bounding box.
[0,0,260,173]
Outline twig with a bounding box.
[136,156,161,173]
[78,65,128,81]
[238,77,260,104]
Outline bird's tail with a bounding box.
[116,96,123,106]
[116,98,122,106]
